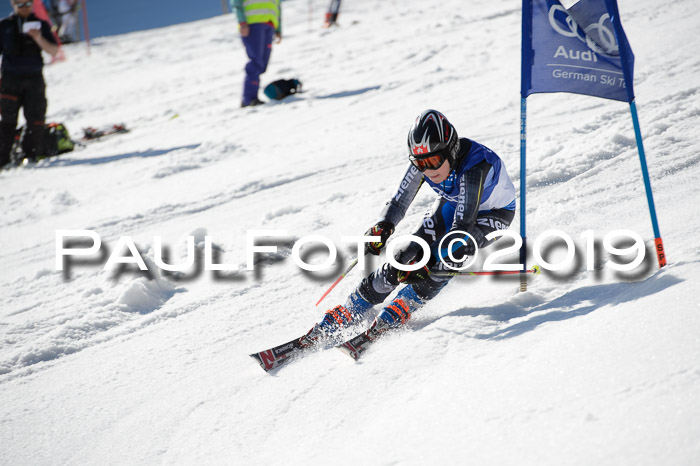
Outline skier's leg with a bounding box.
[259,25,274,75]
[306,198,450,343]
[412,206,516,300]
[325,0,341,25]
[348,197,453,329]
[373,206,515,333]
[331,0,342,15]
[0,77,22,168]
[241,24,270,105]
[368,199,454,331]
[22,76,48,161]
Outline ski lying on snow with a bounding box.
[81,123,129,141]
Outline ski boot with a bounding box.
[338,286,423,360]
[376,285,423,335]
[250,299,372,371]
[298,304,355,348]
[367,296,412,340]
[241,97,265,108]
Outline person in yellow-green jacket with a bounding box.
[230,0,281,107]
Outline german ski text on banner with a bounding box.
[522,0,635,102]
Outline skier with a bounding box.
[301,109,517,350]
[230,0,281,108]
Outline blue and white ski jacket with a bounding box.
[378,138,516,230]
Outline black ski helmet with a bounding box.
[407,109,460,167]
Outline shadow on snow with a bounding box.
[439,272,683,341]
[316,86,381,99]
[265,86,382,106]
[45,144,200,167]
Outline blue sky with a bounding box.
[3,0,231,38]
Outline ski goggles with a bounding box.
[15,2,33,8]
[409,148,448,171]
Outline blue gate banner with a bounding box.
[521,0,635,102]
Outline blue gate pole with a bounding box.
[629,100,666,267]
[520,97,528,291]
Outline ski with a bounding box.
[336,331,374,361]
[251,328,373,370]
[251,320,370,371]
[81,123,129,141]
[249,335,310,372]
[336,317,394,361]
[252,322,388,369]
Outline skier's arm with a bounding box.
[377,164,424,226]
[28,22,58,57]
[365,164,424,255]
[230,0,247,25]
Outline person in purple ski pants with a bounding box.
[230,0,281,107]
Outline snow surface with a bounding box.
[1,0,700,464]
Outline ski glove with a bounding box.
[364,221,395,255]
[397,257,436,284]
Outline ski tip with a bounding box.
[249,353,269,372]
[249,352,290,372]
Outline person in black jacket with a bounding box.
[0,0,58,168]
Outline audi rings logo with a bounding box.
[548,4,619,57]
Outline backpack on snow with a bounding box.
[263,79,303,101]
[44,122,75,156]
[9,122,74,164]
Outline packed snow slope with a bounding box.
[1,0,699,464]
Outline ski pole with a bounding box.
[315,257,359,307]
[431,265,541,277]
